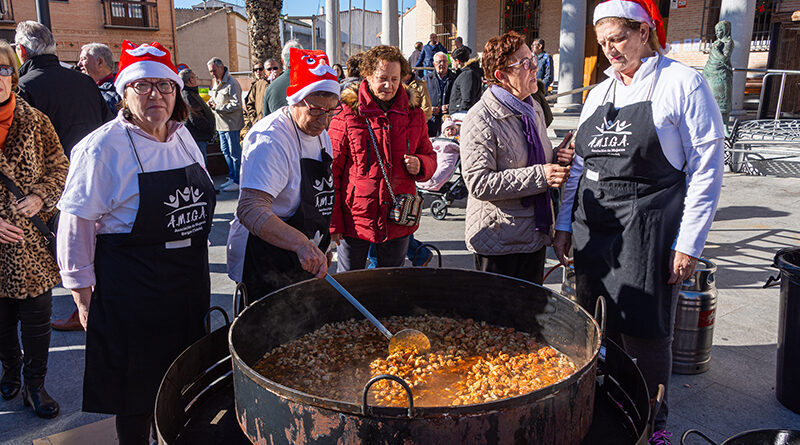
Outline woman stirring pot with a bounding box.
[57,41,215,444]
[553,0,724,441]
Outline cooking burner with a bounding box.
[156,325,653,445]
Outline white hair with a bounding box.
[281,40,303,68]
[81,43,114,70]
[207,57,225,68]
[15,21,57,57]
[433,51,448,61]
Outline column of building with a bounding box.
[457,0,478,52]
[556,0,586,112]
[381,0,399,45]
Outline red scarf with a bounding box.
[0,94,15,152]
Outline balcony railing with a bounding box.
[101,0,158,30]
[0,0,14,23]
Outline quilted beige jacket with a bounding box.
[461,88,554,255]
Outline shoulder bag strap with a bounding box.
[362,116,398,203]
[0,170,55,245]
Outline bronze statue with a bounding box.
[703,20,734,125]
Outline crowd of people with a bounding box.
[0,0,727,442]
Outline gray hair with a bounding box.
[207,57,225,68]
[433,51,448,61]
[264,57,279,66]
[15,21,57,57]
[81,42,114,69]
[281,40,303,68]
[178,68,195,83]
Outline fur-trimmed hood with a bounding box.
[463,57,481,69]
[340,81,422,113]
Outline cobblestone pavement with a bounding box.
[1,125,800,443]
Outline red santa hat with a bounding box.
[285,48,341,105]
[114,40,183,97]
[593,0,667,50]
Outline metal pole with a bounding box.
[348,0,352,59]
[775,73,787,121]
[400,0,404,53]
[35,0,52,30]
[311,16,317,50]
[362,0,366,51]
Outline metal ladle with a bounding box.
[325,274,431,355]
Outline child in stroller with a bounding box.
[417,115,467,220]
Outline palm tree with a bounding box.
[246,0,283,66]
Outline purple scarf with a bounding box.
[489,85,552,232]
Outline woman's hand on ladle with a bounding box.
[297,239,328,278]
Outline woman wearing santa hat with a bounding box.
[57,41,215,443]
[552,0,724,440]
[226,48,340,298]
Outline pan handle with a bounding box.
[203,306,230,335]
[681,429,718,445]
[361,374,415,418]
[649,384,665,436]
[763,274,781,288]
[415,243,443,268]
[232,282,250,317]
[594,296,607,339]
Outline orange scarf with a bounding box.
[0,94,15,152]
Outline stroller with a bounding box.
[418,136,468,220]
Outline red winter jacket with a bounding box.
[329,81,437,243]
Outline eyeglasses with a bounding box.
[128,80,176,95]
[253,67,264,72]
[265,66,280,71]
[302,98,343,118]
[506,57,537,71]
[0,65,13,77]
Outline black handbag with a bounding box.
[0,170,57,259]
[363,117,423,227]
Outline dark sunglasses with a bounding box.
[302,98,343,118]
[0,64,13,77]
[265,67,280,71]
[253,67,264,72]
[128,80,176,95]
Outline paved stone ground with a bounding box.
[2,117,800,444]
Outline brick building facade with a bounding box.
[406,0,785,87]
[0,0,178,66]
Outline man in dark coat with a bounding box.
[179,69,216,162]
[533,38,554,91]
[14,21,113,159]
[415,33,447,70]
[262,40,302,116]
[423,52,457,136]
[78,43,121,116]
[449,46,483,114]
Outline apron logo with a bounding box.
[164,186,208,237]
[312,177,333,192]
[587,119,632,153]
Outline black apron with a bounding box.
[241,114,334,300]
[572,58,686,338]
[84,129,216,415]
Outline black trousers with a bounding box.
[116,413,155,445]
[473,248,546,285]
[0,290,52,386]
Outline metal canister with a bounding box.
[672,258,717,375]
[561,263,577,302]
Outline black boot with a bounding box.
[0,361,21,400]
[22,383,59,418]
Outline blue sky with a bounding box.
[174,0,416,16]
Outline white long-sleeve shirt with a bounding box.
[555,55,725,259]
[56,113,206,290]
